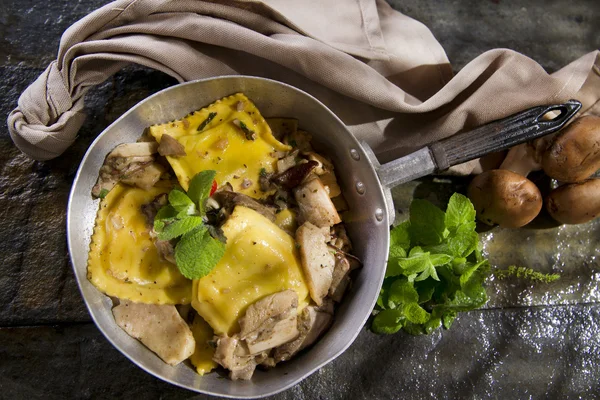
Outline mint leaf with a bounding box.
[154,205,178,233]
[187,170,217,215]
[448,223,478,258]
[429,253,453,267]
[390,252,431,277]
[409,199,446,245]
[445,193,476,233]
[175,225,226,279]
[157,216,204,241]
[387,279,419,308]
[389,221,411,257]
[442,311,457,329]
[372,309,404,334]
[403,302,430,324]
[169,189,196,216]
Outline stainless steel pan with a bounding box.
[67,76,580,398]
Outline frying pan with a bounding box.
[67,76,580,398]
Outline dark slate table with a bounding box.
[1,1,599,399]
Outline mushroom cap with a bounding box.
[467,169,542,228]
[546,179,600,224]
[542,115,600,182]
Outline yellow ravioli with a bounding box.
[192,206,309,336]
[149,93,291,198]
[87,182,192,304]
[189,314,218,375]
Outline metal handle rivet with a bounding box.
[375,208,384,221]
[350,149,360,161]
[355,181,365,195]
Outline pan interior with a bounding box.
[67,76,389,398]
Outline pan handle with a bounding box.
[375,99,582,190]
[428,99,582,171]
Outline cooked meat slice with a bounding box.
[120,162,165,191]
[273,303,333,363]
[272,160,318,189]
[157,134,186,157]
[239,290,298,337]
[296,222,336,305]
[294,178,341,228]
[329,254,351,302]
[211,191,276,222]
[246,313,299,354]
[112,300,195,366]
[108,142,158,158]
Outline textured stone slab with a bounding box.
[1,304,598,399]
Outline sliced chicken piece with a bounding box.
[329,255,351,303]
[273,302,334,363]
[296,222,336,305]
[294,178,341,228]
[239,290,298,337]
[112,300,195,366]
[157,134,186,157]
[213,336,257,380]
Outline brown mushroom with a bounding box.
[467,169,542,228]
[546,179,600,224]
[542,115,600,182]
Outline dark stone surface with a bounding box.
[0,0,599,399]
[1,304,599,399]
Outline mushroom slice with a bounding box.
[245,313,299,355]
[296,222,336,305]
[157,134,186,157]
[211,190,277,222]
[273,302,334,363]
[239,290,300,354]
[108,142,158,158]
[294,178,342,228]
[120,162,165,191]
[213,336,258,380]
[112,300,195,366]
[303,151,334,175]
[239,290,298,337]
[329,254,351,303]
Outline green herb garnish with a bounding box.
[372,193,489,335]
[259,168,267,178]
[153,170,225,279]
[197,112,217,131]
[493,266,560,283]
[98,188,109,199]
[238,120,256,140]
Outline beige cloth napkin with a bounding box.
[7,0,600,168]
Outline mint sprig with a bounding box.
[154,170,225,280]
[373,193,489,335]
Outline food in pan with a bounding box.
[87,93,359,379]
